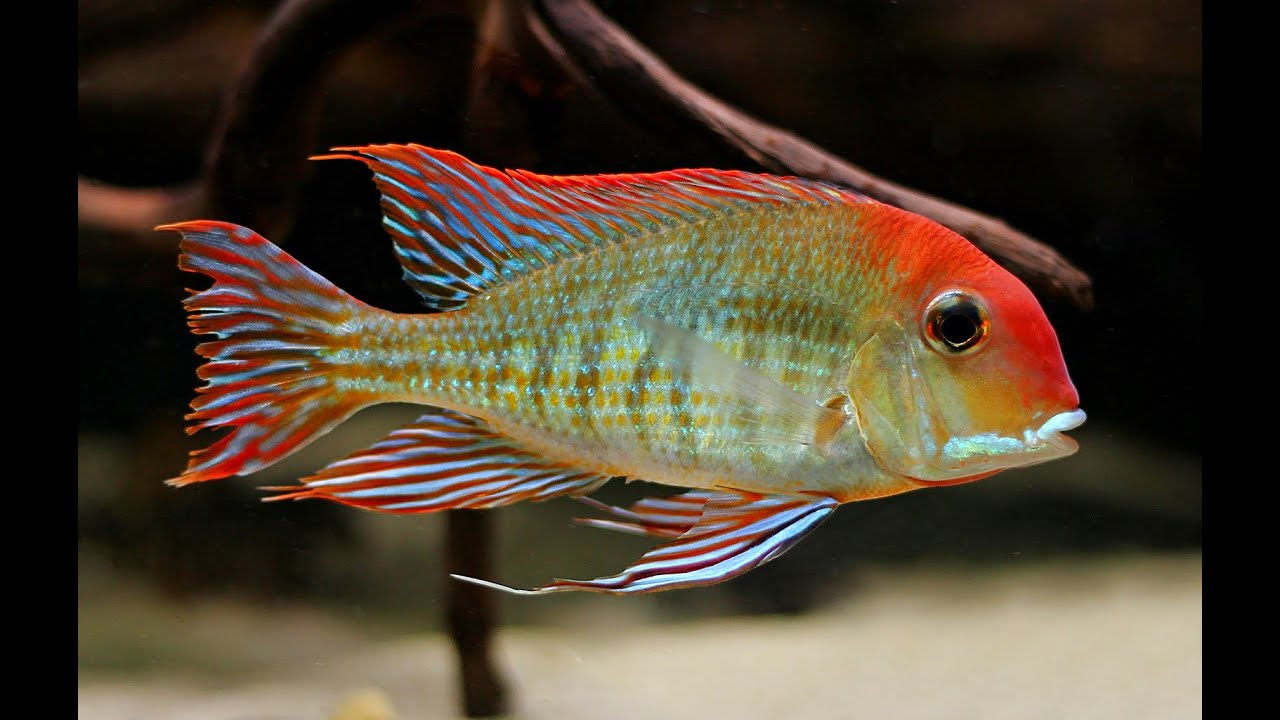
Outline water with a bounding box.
[79,2,1201,718]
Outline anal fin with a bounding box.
[266,408,611,513]
[573,490,715,539]
[453,490,839,594]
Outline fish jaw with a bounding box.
[1033,408,1087,453]
[913,408,1087,485]
[847,321,1086,486]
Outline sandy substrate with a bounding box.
[78,552,1201,720]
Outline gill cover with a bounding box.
[847,320,1079,484]
[848,322,950,481]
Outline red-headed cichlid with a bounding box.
[159,144,1084,595]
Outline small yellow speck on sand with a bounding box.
[329,687,397,720]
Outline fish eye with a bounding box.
[924,291,989,354]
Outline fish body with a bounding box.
[161,144,1084,594]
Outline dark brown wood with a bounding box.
[77,177,202,246]
[78,2,1100,717]
[199,0,444,239]
[534,0,1094,310]
[78,0,459,240]
[79,0,1092,310]
[445,511,509,717]
[441,3,577,712]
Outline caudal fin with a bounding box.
[160,221,371,486]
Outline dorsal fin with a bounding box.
[313,144,864,311]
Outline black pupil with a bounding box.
[937,304,982,349]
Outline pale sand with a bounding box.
[78,552,1201,720]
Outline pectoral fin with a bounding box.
[636,315,846,447]
[452,490,839,595]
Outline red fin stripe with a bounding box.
[539,493,836,594]
[266,408,611,514]
[160,221,368,486]
[574,490,716,538]
[453,492,839,595]
[315,144,864,310]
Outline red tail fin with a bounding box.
[160,221,370,486]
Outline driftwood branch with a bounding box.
[439,0,583,712]
[78,0,451,241]
[77,177,202,248]
[78,0,1091,310]
[445,511,508,717]
[80,2,1097,717]
[200,0,450,238]
[533,0,1093,310]
[82,2,507,717]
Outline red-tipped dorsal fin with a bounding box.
[313,144,867,310]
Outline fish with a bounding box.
[158,143,1085,595]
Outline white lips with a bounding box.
[1033,409,1087,447]
[923,408,1086,481]
[1029,409,1090,453]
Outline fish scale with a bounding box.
[340,205,871,491]
[159,143,1084,594]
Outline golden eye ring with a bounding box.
[923,291,990,354]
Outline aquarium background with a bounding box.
[79,1,1201,718]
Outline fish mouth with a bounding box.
[1029,408,1087,454]
[907,408,1088,485]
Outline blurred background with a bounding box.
[79,1,1201,718]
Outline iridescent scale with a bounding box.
[166,144,942,594]
[354,202,894,493]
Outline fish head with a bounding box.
[847,245,1084,486]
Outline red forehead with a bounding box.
[860,204,1078,409]
[968,264,1079,408]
